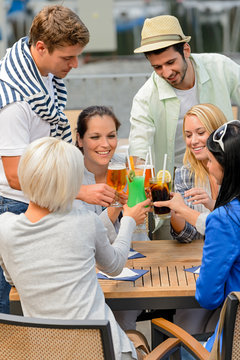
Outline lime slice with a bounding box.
[128,170,135,182]
[156,170,171,183]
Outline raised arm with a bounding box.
[155,192,201,228]
[95,199,151,276]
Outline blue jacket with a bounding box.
[195,198,240,351]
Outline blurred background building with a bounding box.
[2,0,240,55]
[1,0,240,138]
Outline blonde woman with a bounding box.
[170,103,227,243]
[0,137,150,360]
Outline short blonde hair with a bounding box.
[18,137,84,212]
[183,103,227,186]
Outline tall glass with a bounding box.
[106,162,127,207]
[132,164,155,189]
[149,177,171,219]
[126,156,148,233]
[127,170,147,236]
[127,175,146,207]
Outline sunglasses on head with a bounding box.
[213,120,240,152]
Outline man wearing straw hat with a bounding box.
[128,15,240,176]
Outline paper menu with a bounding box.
[128,248,146,259]
[99,267,138,279]
[97,268,149,281]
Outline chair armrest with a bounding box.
[145,338,180,359]
[152,318,210,360]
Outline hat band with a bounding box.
[141,34,184,46]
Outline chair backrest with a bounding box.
[0,313,115,360]
[222,292,240,360]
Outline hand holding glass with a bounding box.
[149,177,171,219]
[126,156,148,234]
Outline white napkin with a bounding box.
[128,250,138,258]
[194,267,200,274]
[98,267,138,279]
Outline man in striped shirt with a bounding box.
[0,5,89,313]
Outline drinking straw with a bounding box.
[148,146,154,177]
[162,153,168,183]
[143,152,149,178]
[126,152,132,171]
[129,156,135,171]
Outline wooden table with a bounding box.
[10,240,203,312]
[100,240,203,310]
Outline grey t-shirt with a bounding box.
[0,208,137,359]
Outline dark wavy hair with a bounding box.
[76,105,121,153]
[207,121,240,210]
[144,42,185,59]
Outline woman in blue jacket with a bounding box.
[154,119,240,353]
[195,119,240,351]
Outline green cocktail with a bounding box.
[127,175,146,207]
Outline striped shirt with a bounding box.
[0,37,71,142]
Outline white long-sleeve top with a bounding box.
[0,208,137,360]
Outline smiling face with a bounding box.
[184,115,210,162]
[207,150,224,185]
[146,44,193,90]
[31,41,84,78]
[77,114,118,172]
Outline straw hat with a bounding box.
[134,15,191,53]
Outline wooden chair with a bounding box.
[0,314,115,359]
[0,312,181,360]
[150,292,240,359]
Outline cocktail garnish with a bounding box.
[128,170,135,182]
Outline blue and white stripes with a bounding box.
[0,37,72,143]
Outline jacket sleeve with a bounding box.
[195,207,239,309]
[128,77,156,159]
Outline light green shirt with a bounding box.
[129,53,240,175]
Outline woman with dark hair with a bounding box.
[155,120,240,354]
[205,120,240,209]
[76,106,121,209]
[74,105,149,331]
[75,105,127,237]
[77,105,121,151]
[75,105,149,241]
[195,120,240,352]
